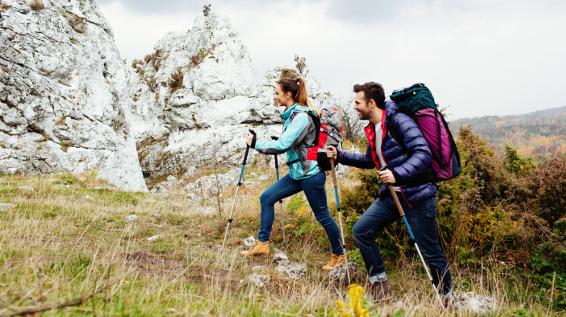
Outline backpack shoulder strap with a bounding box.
[290,110,320,146]
[385,110,404,146]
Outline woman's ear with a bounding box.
[286,91,293,101]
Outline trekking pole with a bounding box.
[377,164,445,308]
[271,136,286,242]
[329,158,351,285]
[221,129,256,252]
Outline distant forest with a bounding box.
[450,106,566,159]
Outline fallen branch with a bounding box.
[1,284,106,317]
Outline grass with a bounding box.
[0,168,561,316]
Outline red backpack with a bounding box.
[289,106,343,171]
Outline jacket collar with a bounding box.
[364,111,387,138]
[280,103,312,120]
[280,103,299,120]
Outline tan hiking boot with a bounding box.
[322,253,346,271]
[241,241,270,256]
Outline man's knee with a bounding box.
[419,245,448,266]
[352,221,365,241]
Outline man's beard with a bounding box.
[357,110,370,120]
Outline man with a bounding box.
[326,82,452,302]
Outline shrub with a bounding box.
[66,13,87,33]
[190,48,208,68]
[168,68,184,92]
[30,0,45,11]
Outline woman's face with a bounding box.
[275,84,293,108]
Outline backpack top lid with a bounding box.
[390,83,437,115]
[320,105,342,130]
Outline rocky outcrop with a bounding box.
[128,9,337,187]
[0,0,147,191]
[0,2,340,192]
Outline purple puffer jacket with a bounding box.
[339,101,437,206]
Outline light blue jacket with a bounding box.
[254,104,320,180]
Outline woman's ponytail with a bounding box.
[295,77,308,107]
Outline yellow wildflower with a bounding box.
[335,283,370,317]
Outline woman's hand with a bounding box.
[378,169,396,185]
[246,132,254,147]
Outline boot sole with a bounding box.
[241,252,269,257]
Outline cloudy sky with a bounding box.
[98,0,566,119]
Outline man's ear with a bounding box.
[368,98,377,109]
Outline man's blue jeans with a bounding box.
[352,195,452,294]
[258,171,344,255]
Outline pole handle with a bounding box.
[242,129,256,164]
[248,129,257,150]
[380,165,406,218]
[329,159,338,187]
[388,186,405,217]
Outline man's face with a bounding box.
[354,91,372,120]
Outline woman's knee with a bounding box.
[312,206,331,221]
[260,190,273,206]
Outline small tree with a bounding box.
[203,4,212,17]
[279,68,300,80]
[294,55,308,77]
[338,102,364,141]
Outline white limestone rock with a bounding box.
[0,0,147,192]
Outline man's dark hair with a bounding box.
[353,82,385,109]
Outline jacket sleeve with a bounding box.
[254,112,310,155]
[338,145,375,169]
[390,113,432,185]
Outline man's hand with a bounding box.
[379,169,396,185]
[326,146,338,160]
[246,132,254,147]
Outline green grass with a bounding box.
[0,171,562,316]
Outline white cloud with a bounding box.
[99,0,566,119]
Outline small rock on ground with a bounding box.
[18,186,34,192]
[243,236,256,249]
[329,262,358,281]
[276,262,307,280]
[242,273,270,287]
[454,292,497,313]
[273,249,306,279]
[273,248,289,265]
[0,203,16,210]
[147,235,159,242]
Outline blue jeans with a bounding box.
[258,172,344,255]
[352,195,452,295]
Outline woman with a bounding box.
[241,77,345,272]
